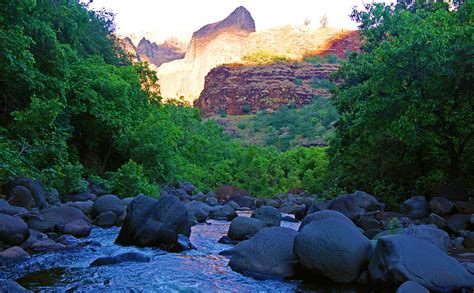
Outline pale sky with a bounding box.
[89,0,387,43]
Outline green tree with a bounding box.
[329,0,473,201]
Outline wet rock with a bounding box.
[209,205,237,221]
[400,196,429,219]
[218,236,239,245]
[429,197,454,215]
[116,195,191,251]
[178,182,196,195]
[92,194,125,226]
[226,195,255,209]
[453,237,465,249]
[6,178,47,210]
[65,200,94,215]
[97,211,117,227]
[307,200,329,214]
[0,214,29,246]
[0,199,27,216]
[225,200,240,210]
[251,206,281,227]
[64,192,96,202]
[26,206,91,237]
[185,201,210,223]
[427,212,447,229]
[356,216,382,231]
[58,234,81,246]
[299,210,355,231]
[447,214,470,234]
[463,232,474,249]
[229,227,299,279]
[0,279,29,292]
[294,205,307,220]
[45,188,61,205]
[176,234,194,251]
[400,224,450,252]
[294,217,371,283]
[368,235,474,291]
[90,252,150,266]
[396,281,429,293]
[455,201,474,214]
[228,217,266,241]
[0,246,29,263]
[328,191,383,220]
[8,186,35,209]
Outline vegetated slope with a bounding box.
[212,96,338,151]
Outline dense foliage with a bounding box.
[228,97,338,151]
[0,0,328,198]
[329,0,474,203]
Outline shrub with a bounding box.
[242,104,251,114]
[293,78,303,86]
[106,160,159,198]
[326,54,338,63]
[237,122,247,129]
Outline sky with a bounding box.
[89,0,380,43]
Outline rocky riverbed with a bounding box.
[1,179,473,292]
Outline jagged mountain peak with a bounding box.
[192,6,255,40]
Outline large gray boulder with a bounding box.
[209,205,237,221]
[429,197,454,215]
[26,206,91,237]
[8,178,47,209]
[400,196,429,219]
[116,195,191,251]
[369,235,474,291]
[228,217,266,241]
[251,206,281,227]
[400,224,450,252]
[92,194,126,226]
[294,217,371,283]
[64,192,96,202]
[396,281,429,293]
[299,210,355,231]
[185,201,211,223]
[447,214,470,234]
[0,214,30,246]
[90,252,150,266]
[0,246,29,264]
[0,199,27,216]
[328,191,383,220]
[229,227,299,279]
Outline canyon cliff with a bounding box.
[121,37,186,67]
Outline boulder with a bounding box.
[0,279,29,292]
[228,217,266,241]
[455,201,474,214]
[307,200,329,214]
[447,214,470,234]
[92,194,125,226]
[8,178,47,209]
[185,201,210,223]
[225,200,240,210]
[90,252,150,266]
[226,195,255,209]
[299,210,355,231]
[463,232,474,249]
[400,196,429,219]
[65,200,94,215]
[229,227,299,279]
[427,213,447,229]
[206,197,219,207]
[116,195,191,251]
[251,206,281,227]
[0,246,29,263]
[369,235,474,291]
[178,182,196,195]
[396,281,429,293]
[26,206,91,237]
[89,182,107,196]
[0,199,27,216]
[0,214,30,246]
[294,217,371,283]
[429,197,454,215]
[8,186,35,209]
[400,224,450,252]
[64,192,96,202]
[328,191,383,220]
[209,205,237,221]
[23,230,65,252]
[356,216,382,231]
[45,188,61,205]
[282,216,299,223]
[215,184,249,202]
[92,194,125,216]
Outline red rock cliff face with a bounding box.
[194,62,339,115]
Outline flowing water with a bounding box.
[1,215,371,292]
